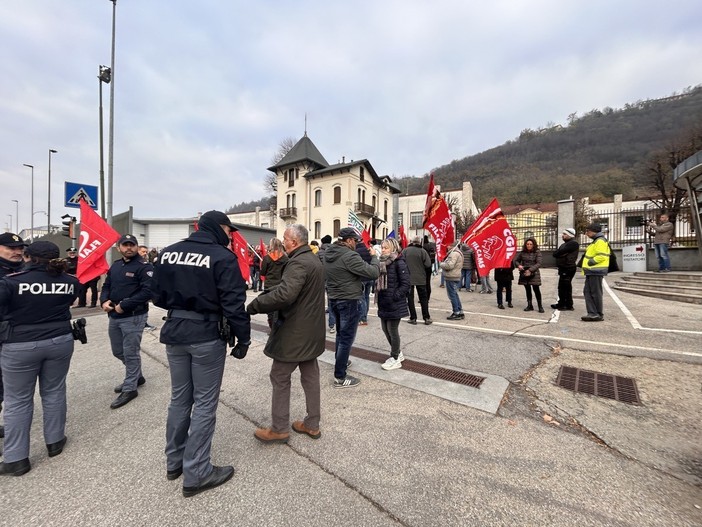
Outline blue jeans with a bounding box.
[108,313,147,392]
[445,280,463,314]
[330,299,360,379]
[359,281,373,322]
[654,243,670,271]
[460,269,472,290]
[327,295,336,328]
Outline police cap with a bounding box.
[118,234,138,245]
[0,232,27,247]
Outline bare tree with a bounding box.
[264,136,297,211]
[647,126,702,221]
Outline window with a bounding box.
[314,189,322,207]
[357,188,366,204]
[384,200,388,221]
[372,196,377,210]
[288,168,295,188]
[625,215,644,237]
[410,212,422,228]
[314,221,321,239]
[360,166,365,182]
[333,186,341,204]
[333,219,340,236]
[286,193,296,208]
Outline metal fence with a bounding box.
[506,208,696,250]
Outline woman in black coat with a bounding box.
[375,238,410,371]
[515,237,544,312]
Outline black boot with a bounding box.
[538,303,545,313]
[524,303,534,312]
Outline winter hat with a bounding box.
[562,228,576,238]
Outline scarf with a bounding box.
[375,252,398,299]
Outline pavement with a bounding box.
[2,269,702,526]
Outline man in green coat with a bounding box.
[247,224,326,443]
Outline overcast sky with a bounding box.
[1,0,700,234]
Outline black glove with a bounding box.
[230,341,250,359]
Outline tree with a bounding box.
[647,125,702,221]
[264,136,297,212]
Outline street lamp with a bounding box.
[23,163,34,242]
[12,199,18,233]
[48,149,57,233]
[99,65,111,219]
[107,0,117,225]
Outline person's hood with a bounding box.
[324,242,352,263]
[269,250,285,261]
[197,214,231,246]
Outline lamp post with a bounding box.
[48,149,57,233]
[23,163,34,242]
[107,0,117,225]
[99,65,111,219]
[12,199,19,233]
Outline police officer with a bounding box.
[101,234,153,409]
[151,210,250,498]
[0,241,79,476]
[0,232,28,441]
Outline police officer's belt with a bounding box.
[167,309,219,321]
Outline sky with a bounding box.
[1,0,700,234]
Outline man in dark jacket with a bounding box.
[324,228,379,388]
[0,232,27,440]
[100,234,153,409]
[151,210,250,497]
[551,228,580,310]
[247,224,325,443]
[402,236,432,324]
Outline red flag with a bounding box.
[361,224,371,246]
[422,174,455,260]
[230,231,250,282]
[398,224,408,249]
[77,199,120,284]
[462,199,517,277]
[258,238,267,260]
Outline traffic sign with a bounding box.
[65,182,98,209]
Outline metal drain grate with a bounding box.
[250,322,484,389]
[556,366,641,405]
[340,341,485,388]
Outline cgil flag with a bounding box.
[422,173,455,261]
[461,198,517,277]
[347,209,364,235]
[77,199,121,284]
[230,231,250,282]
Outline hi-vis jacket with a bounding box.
[582,233,610,276]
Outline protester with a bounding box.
[551,228,580,311]
[247,224,325,443]
[0,241,79,476]
[377,238,411,370]
[323,228,379,388]
[100,234,153,409]
[515,237,544,312]
[459,243,475,292]
[259,238,289,328]
[248,249,261,292]
[646,213,674,272]
[151,210,250,497]
[440,241,464,320]
[355,238,374,327]
[403,236,432,325]
[0,232,27,440]
[423,235,437,276]
[494,262,515,309]
[581,223,610,322]
[318,235,335,333]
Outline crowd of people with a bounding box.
[0,209,646,495]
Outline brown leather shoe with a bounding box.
[254,428,289,444]
[292,420,321,439]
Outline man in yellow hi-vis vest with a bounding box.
[581,223,610,322]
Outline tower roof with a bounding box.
[267,135,329,172]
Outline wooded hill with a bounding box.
[398,85,702,207]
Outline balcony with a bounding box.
[279,207,297,219]
[354,202,375,218]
